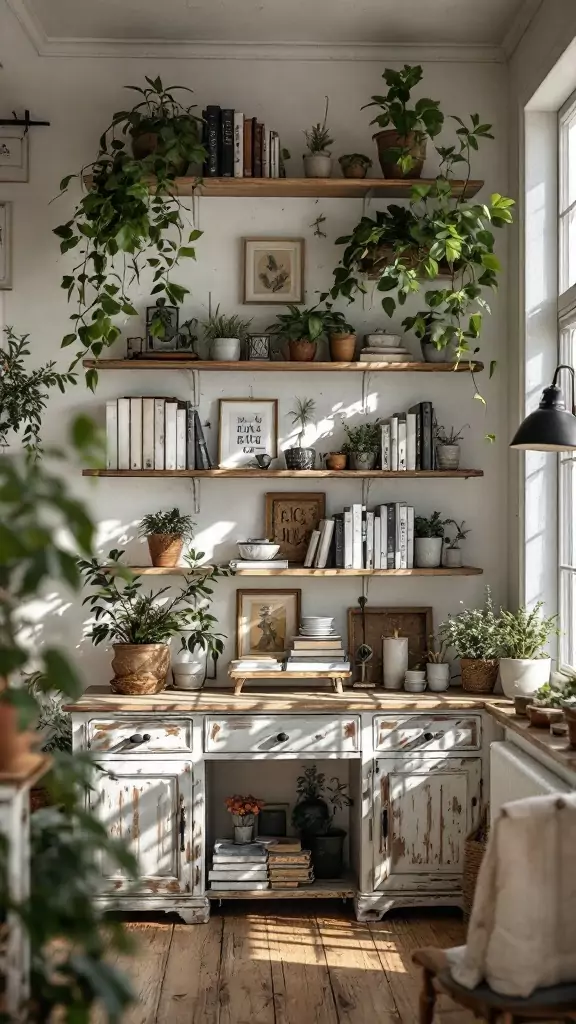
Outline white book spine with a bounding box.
[263,128,271,177]
[344,508,353,569]
[399,502,408,569]
[351,503,363,569]
[129,398,143,470]
[164,401,178,471]
[395,502,402,570]
[176,408,187,470]
[274,135,280,177]
[304,529,321,567]
[397,415,407,471]
[142,398,154,471]
[315,519,335,568]
[365,511,374,570]
[117,398,130,470]
[154,399,165,471]
[407,505,415,569]
[233,112,244,178]
[105,400,118,470]
[406,412,417,472]
[374,516,381,570]
[381,422,391,471]
[379,506,388,570]
[390,416,399,472]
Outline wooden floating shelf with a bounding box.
[105,565,483,578]
[207,876,357,899]
[82,468,483,480]
[83,358,483,373]
[83,175,483,200]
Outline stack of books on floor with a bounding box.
[285,616,350,673]
[105,397,213,470]
[208,840,269,890]
[267,838,314,889]
[229,655,284,673]
[303,502,415,570]
[381,401,435,471]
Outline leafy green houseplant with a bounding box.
[414,510,449,569]
[202,306,253,362]
[285,398,316,470]
[303,97,334,178]
[439,587,500,693]
[268,304,332,362]
[338,153,372,179]
[291,764,352,879]
[55,76,205,388]
[443,519,470,568]
[172,606,227,690]
[139,506,195,567]
[362,64,443,177]
[495,603,559,700]
[324,307,357,362]
[342,420,380,470]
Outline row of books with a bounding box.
[208,838,313,890]
[304,503,415,570]
[202,106,284,179]
[105,397,213,471]
[381,401,434,472]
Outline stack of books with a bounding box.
[208,840,269,890]
[229,656,284,673]
[105,397,213,471]
[359,338,415,363]
[381,402,434,471]
[267,838,314,889]
[285,616,350,673]
[202,106,284,179]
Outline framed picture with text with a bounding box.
[218,398,278,469]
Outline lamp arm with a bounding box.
[551,364,576,413]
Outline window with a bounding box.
[558,92,576,668]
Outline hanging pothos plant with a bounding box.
[54,76,206,389]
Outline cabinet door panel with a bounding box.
[89,758,195,896]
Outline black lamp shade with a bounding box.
[510,377,576,451]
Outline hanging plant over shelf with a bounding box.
[54,76,206,389]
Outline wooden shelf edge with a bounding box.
[207,875,357,899]
[82,468,483,479]
[82,358,484,373]
[102,565,483,577]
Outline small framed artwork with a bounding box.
[0,202,13,290]
[0,132,29,182]
[236,588,301,658]
[146,302,179,351]
[243,237,305,304]
[219,398,278,469]
[265,492,326,563]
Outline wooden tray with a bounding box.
[347,606,433,687]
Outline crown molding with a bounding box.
[501,0,543,58]
[6,2,505,62]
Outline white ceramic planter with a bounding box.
[172,634,206,690]
[382,636,409,690]
[499,657,551,699]
[210,337,241,361]
[303,153,332,178]
[443,546,463,568]
[436,444,461,470]
[427,663,450,691]
[414,537,443,568]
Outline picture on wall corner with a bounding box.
[0,131,29,182]
[0,202,13,290]
[243,237,304,304]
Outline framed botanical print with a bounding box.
[218,398,278,468]
[0,202,12,290]
[236,589,301,658]
[243,237,304,304]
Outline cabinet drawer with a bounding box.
[87,719,193,754]
[374,714,481,753]
[205,715,360,754]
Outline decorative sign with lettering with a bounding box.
[265,491,326,563]
[218,399,278,468]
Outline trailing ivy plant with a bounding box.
[54,76,206,389]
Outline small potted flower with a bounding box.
[342,420,381,470]
[443,520,470,568]
[139,507,195,567]
[285,397,316,470]
[434,421,470,470]
[302,97,333,178]
[225,794,265,844]
[338,153,373,179]
[426,634,450,691]
[414,511,450,568]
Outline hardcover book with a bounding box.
[203,105,221,176]
[221,108,235,177]
[243,118,253,177]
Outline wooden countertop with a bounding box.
[486,702,576,774]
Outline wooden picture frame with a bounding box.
[0,202,13,290]
[243,237,305,304]
[0,132,28,182]
[236,588,301,658]
[218,398,279,469]
[265,492,326,564]
[347,606,433,687]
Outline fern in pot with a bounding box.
[414,511,450,567]
[202,306,253,362]
[285,398,316,470]
[139,506,195,567]
[495,603,558,700]
[342,420,381,470]
[438,586,500,693]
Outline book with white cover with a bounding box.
[374,516,381,569]
[394,502,403,569]
[263,128,271,177]
[154,399,165,470]
[270,132,279,177]
[351,504,363,569]
[314,519,335,568]
[399,502,408,569]
[365,511,374,570]
[164,401,178,471]
[390,416,399,471]
[209,880,270,890]
[176,407,187,470]
[117,398,130,470]
[233,112,244,177]
[129,398,143,470]
[343,508,353,569]
[407,505,415,569]
[303,530,321,568]
[284,661,350,672]
[381,422,391,471]
[142,398,154,470]
[230,559,289,569]
[105,401,118,469]
[230,659,284,672]
[208,869,268,881]
[406,412,417,471]
[397,414,407,471]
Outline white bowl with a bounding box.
[237,542,281,560]
[405,671,426,680]
[365,334,402,347]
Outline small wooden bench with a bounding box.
[228,670,352,696]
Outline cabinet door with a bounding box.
[373,755,482,891]
[88,759,195,896]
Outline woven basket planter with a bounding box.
[460,658,499,694]
[147,534,183,568]
[462,818,489,920]
[110,643,170,695]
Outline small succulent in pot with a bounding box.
[303,97,334,178]
[285,397,316,470]
[202,305,253,361]
[414,511,450,568]
[342,420,381,470]
[362,64,443,177]
[139,507,195,567]
[443,519,470,568]
[338,153,373,179]
[434,420,470,470]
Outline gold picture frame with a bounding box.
[243,237,305,304]
[236,588,301,659]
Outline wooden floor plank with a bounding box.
[218,913,275,1024]
[316,913,399,1024]
[266,911,339,1024]
[92,923,172,1024]
[155,919,223,1024]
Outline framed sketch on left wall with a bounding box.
[0,202,13,290]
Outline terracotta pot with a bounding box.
[326,453,347,470]
[373,129,426,179]
[0,702,33,772]
[564,705,576,748]
[289,339,317,362]
[110,643,171,695]
[329,333,356,362]
[131,131,189,175]
[527,705,564,729]
[460,658,499,694]
[147,534,184,568]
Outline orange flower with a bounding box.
[225,793,265,816]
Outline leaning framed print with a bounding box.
[236,588,301,658]
[218,398,278,468]
[265,492,326,563]
[243,237,305,304]
[0,202,12,290]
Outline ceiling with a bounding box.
[10,0,533,51]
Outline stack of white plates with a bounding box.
[300,616,335,636]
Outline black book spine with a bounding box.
[221,109,234,176]
[408,403,422,471]
[387,504,395,569]
[186,401,195,469]
[252,118,262,177]
[193,410,213,469]
[333,513,345,569]
[203,105,221,177]
[421,401,433,471]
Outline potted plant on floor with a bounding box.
[302,97,333,178]
[342,420,381,470]
[443,520,470,568]
[434,421,470,470]
[439,587,500,693]
[338,153,372,179]
[414,511,450,567]
[292,765,352,878]
[495,603,558,700]
[202,306,253,361]
[268,304,331,362]
[285,398,316,470]
[362,64,443,178]
[139,507,195,567]
[80,549,229,694]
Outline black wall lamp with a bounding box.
[510,364,576,452]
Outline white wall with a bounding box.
[0,3,510,687]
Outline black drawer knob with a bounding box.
[424,732,434,741]
[129,733,151,745]
[276,732,289,743]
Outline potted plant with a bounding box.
[285,398,316,470]
[139,506,195,567]
[325,451,347,471]
[324,307,357,362]
[443,520,470,568]
[268,304,330,362]
[202,306,253,361]
[560,679,576,747]
[434,421,470,469]
[414,511,450,567]
[439,587,500,693]
[526,682,566,729]
[338,153,372,179]
[291,765,352,878]
[80,548,229,694]
[342,420,381,470]
[362,64,443,178]
[172,604,226,690]
[302,97,333,178]
[426,635,450,691]
[225,794,265,844]
[331,205,419,294]
[495,603,558,700]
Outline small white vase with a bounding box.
[499,657,551,699]
[304,153,332,178]
[382,636,409,690]
[436,444,461,470]
[172,634,205,690]
[426,663,450,691]
[210,337,241,361]
[414,537,443,568]
[443,546,463,568]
